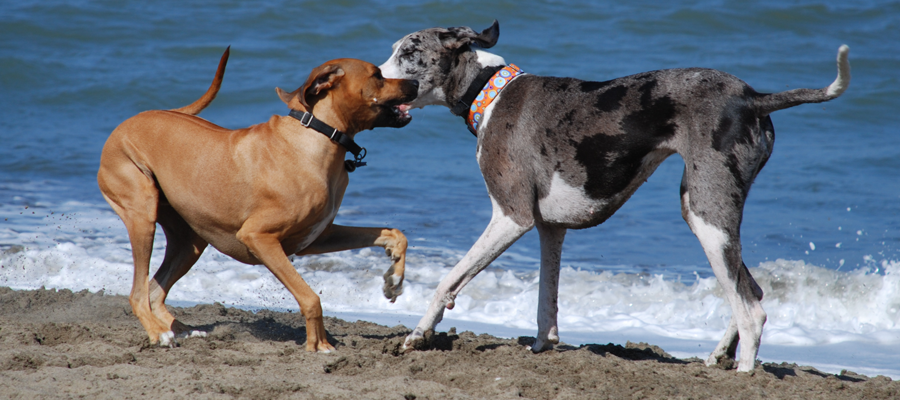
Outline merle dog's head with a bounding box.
[379,20,503,109]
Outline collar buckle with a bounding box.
[288,109,367,173]
[298,111,314,127]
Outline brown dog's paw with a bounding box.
[382,265,404,302]
[155,331,177,348]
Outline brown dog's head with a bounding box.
[277,59,418,133]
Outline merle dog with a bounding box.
[379,20,850,371]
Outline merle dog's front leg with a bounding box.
[529,223,567,352]
[404,206,532,350]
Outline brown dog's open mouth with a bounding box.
[377,101,414,128]
[392,103,412,122]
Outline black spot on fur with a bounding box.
[731,191,744,211]
[756,116,775,171]
[711,115,734,151]
[742,85,757,97]
[438,54,453,75]
[562,110,577,125]
[579,80,612,92]
[576,133,657,198]
[712,107,756,152]
[594,85,628,113]
[723,244,743,279]
[620,95,677,140]
[576,80,678,199]
[637,80,658,108]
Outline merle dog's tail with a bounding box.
[752,45,850,115]
[170,46,230,116]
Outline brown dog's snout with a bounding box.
[398,79,419,102]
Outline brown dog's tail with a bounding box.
[752,45,850,116]
[170,46,230,115]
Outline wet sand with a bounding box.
[1,286,896,399]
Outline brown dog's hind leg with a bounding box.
[237,228,335,353]
[149,205,209,336]
[98,167,173,346]
[297,225,408,302]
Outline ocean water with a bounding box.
[2,0,899,377]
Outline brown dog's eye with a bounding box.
[374,70,384,80]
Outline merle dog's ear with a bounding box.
[474,20,500,49]
[298,63,345,109]
[440,20,500,50]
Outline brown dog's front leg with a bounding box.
[298,224,408,302]
[237,229,334,353]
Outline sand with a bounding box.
[0,286,897,399]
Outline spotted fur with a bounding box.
[381,20,850,372]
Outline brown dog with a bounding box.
[97,48,418,352]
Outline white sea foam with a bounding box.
[2,199,899,377]
[2,200,899,347]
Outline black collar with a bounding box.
[288,109,367,172]
[450,65,503,136]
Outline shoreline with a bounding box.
[1,286,897,399]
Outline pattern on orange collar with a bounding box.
[467,64,524,132]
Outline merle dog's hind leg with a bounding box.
[680,166,766,372]
[705,261,764,367]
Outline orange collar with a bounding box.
[466,64,524,132]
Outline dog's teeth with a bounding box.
[393,105,411,118]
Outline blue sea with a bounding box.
[2,0,898,377]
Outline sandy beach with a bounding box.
[0,286,896,399]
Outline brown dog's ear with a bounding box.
[440,20,500,50]
[276,87,296,105]
[298,64,345,109]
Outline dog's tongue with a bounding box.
[396,104,412,118]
